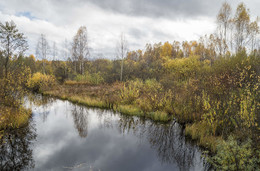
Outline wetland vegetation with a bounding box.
[0,2,259,170]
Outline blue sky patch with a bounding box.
[16,11,36,20]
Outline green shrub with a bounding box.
[207,136,260,171]
[75,71,104,85]
[120,79,142,104]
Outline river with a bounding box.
[0,95,210,171]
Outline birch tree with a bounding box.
[36,34,50,73]
[216,2,232,55]
[71,26,89,74]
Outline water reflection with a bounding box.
[71,105,89,138]
[0,122,36,170]
[148,123,198,170]
[116,116,210,171]
[26,94,55,122]
[2,96,210,171]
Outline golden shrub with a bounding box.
[27,72,55,92]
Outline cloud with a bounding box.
[0,0,259,59]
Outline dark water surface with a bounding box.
[0,95,210,171]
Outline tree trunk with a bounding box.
[120,58,123,82]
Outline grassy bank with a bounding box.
[185,122,223,153]
[43,83,220,152]
[43,82,173,123]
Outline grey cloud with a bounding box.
[87,0,221,19]
[0,0,259,59]
[128,28,148,39]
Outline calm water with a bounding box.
[0,95,210,171]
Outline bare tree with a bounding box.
[62,39,70,60]
[0,21,28,77]
[117,33,128,81]
[52,41,58,61]
[71,26,89,74]
[36,34,50,73]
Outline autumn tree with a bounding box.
[248,19,259,53]
[160,41,172,59]
[232,3,260,53]
[233,3,251,53]
[182,41,191,57]
[0,21,28,77]
[71,26,89,75]
[0,21,30,109]
[216,2,232,55]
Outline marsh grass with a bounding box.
[43,87,174,122]
[44,91,108,108]
[116,105,144,116]
[148,111,171,122]
[185,122,222,152]
[69,96,107,108]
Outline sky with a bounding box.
[0,0,259,59]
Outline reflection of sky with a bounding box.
[28,98,206,171]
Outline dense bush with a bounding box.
[0,66,31,108]
[74,71,104,85]
[27,72,55,92]
[207,136,260,171]
[120,79,173,115]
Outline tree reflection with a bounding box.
[0,122,36,170]
[95,109,114,129]
[27,93,55,107]
[116,115,209,171]
[147,122,198,171]
[27,94,55,122]
[71,105,89,138]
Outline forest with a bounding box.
[0,2,259,170]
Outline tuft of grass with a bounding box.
[69,96,107,108]
[116,105,144,116]
[185,122,222,153]
[148,111,171,122]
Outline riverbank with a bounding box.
[42,83,260,169]
[43,82,171,122]
[43,82,221,152]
